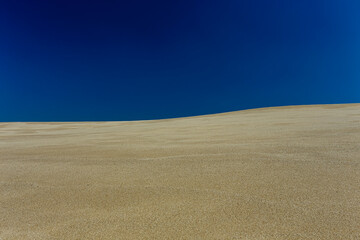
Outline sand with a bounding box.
[0,104,359,239]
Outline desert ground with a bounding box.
[0,104,359,239]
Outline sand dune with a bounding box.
[0,104,359,239]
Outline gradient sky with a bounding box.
[1,0,360,121]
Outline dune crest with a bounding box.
[1,104,360,239]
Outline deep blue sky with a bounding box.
[1,0,359,121]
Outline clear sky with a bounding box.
[1,0,360,121]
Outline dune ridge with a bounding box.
[1,104,360,239]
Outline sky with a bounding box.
[1,0,360,121]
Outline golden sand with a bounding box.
[0,104,359,239]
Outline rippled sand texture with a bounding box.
[1,104,359,239]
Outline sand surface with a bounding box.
[0,104,359,239]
